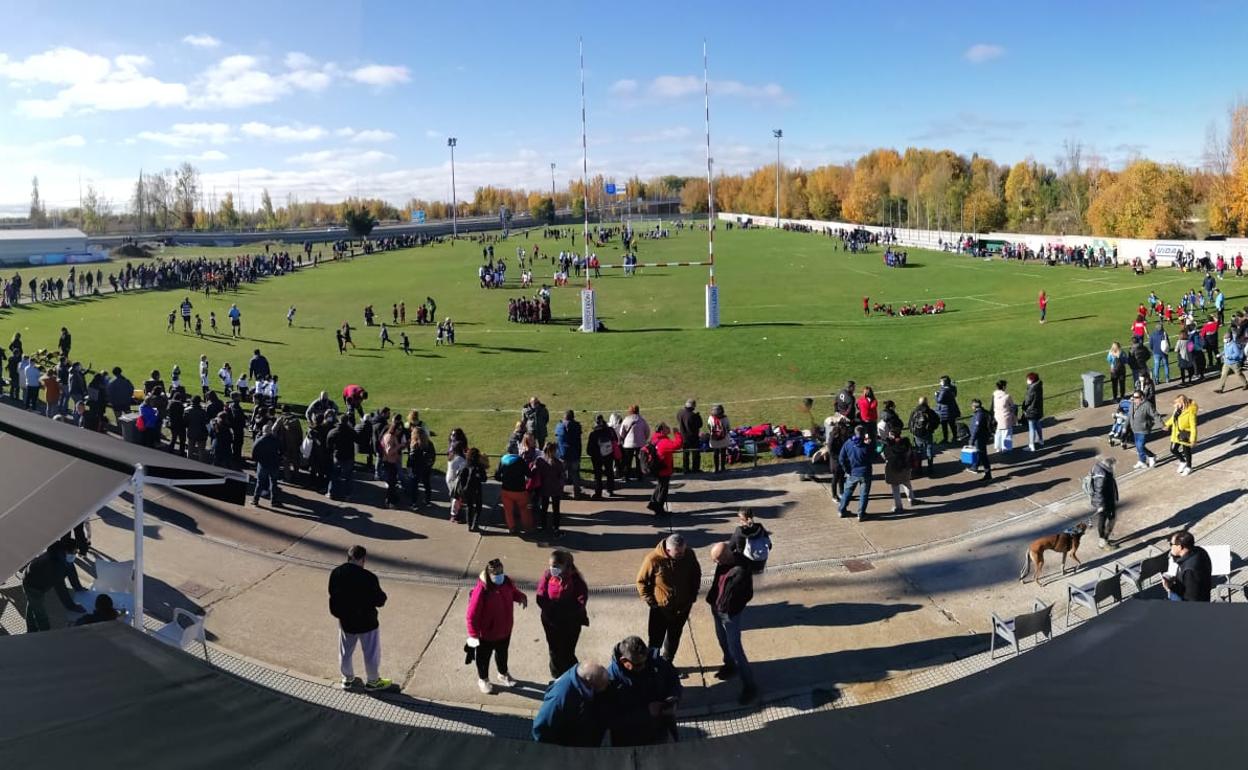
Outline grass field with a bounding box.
[3,227,1241,446]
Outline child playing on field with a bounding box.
[401,332,411,355]
[195,314,204,337]
[209,312,218,334]
[435,322,445,346]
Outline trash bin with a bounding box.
[1081,371,1105,409]
[118,412,141,444]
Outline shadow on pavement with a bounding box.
[746,601,923,629]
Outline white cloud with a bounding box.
[964,43,1005,63]
[192,54,331,109]
[284,51,316,70]
[609,78,638,96]
[629,126,692,143]
[0,134,86,157]
[285,148,395,166]
[424,129,442,139]
[241,121,327,141]
[349,128,396,143]
[136,122,232,147]
[612,74,788,104]
[164,149,228,162]
[0,47,188,117]
[348,64,410,87]
[183,34,221,49]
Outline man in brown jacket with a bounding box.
[636,533,701,662]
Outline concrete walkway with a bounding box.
[19,377,1248,727]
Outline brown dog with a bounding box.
[1018,522,1089,582]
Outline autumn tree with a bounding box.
[1087,160,1194,238]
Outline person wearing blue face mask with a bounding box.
[466,558,528,694]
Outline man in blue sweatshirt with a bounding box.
[836,425,878,521]
[532,662,609,746]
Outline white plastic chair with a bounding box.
[73,559,135,619]
[154,608,209,661]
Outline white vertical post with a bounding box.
[704,40,719,329]
[131,465,145,631]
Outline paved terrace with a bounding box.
[3,377,1246,739]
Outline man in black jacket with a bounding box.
[328,545,392,690]
[676,399,703,473]
[1162,531,1212,601]
[1088,456,1119,549]
[248,348,271,381]
[705,541,756,704]
[22,541,86,632]
[327,418,356,500]
[834,380,856,422]
[251,424,282,507]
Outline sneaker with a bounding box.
[1147,456,1156,469]
[1132,461,1146,470]
[497,673,517,688]
[1176,463,1188,474]
[1098,538,1108,550]
[1180,466,1192,476]
[363,677,393,691]
[477,678,493,694]
[340,676,362,690]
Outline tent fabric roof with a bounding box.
[0,433,130,579]
[0,403,246,501]
[0,228,87,241]
[1,602,1244,768]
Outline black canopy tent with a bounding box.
[0,403,245,629]
[0,602,1243,768]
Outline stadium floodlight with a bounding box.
[447,137,458,240]
[773,129,783,227]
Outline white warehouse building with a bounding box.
[0,228,96,266]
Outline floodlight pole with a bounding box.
[131,464,145,631]
[578,37,596,333]
[773,129,783,227]
[447,137,458,242]
[550,162,556,200]
[704,40,719,329]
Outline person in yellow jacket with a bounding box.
[1163,394,1198,476]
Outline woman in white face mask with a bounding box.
[535,549,589,681]
[465,558,528,694]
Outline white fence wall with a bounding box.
[717,212,1248,266]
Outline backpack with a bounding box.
[743,531,772,572]
[710,416,726,441]
[638,441,661,477]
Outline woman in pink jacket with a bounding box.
[535,549,589,679]
[466,558,528,694]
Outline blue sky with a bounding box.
[0,0,1242,215]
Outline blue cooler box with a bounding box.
[960,446,979,466]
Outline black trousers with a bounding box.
[542,617,582,679]
[649,475,671,512]
[590,455,615,495]
[1110,372,1126,401]
[940,418,958,444]
[681,447,701,472]
[647,605,687,660]
[621,447,639,480]
[475,636,511,680]
[1097,508,1115,541]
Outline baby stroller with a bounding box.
[1107,399,1133,448]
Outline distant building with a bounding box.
[0,228,102,266]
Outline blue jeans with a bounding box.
[1027,418,1044,448]
[1134,433,1153,464]
[712,611,754,688]
[253,463,278,504]
[1153,355,1170,383]
[838,474,871,516]
[1168,591,1183,601]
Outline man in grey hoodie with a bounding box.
[1127,390,1161,470]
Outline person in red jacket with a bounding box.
[466,558,528,694]
[535,549,589,679]
[647,423,683,515]
[857,386,880,442]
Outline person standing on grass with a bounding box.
[1164,394,1199,476]
[378,323,393,349]
[935,375,961,444]
[1038,290,1047,324]
[618,405,651,483]
[992,380,1016,452]
[707,404,731,473]
[676,399,703,474]
[837,424,878,520]
[636,533,701,663]
[228,303,241,337]
[835,380,857,423]
[535,549,589,680]
[328,545,393,691]
[555,410,584,498]
[466,558,528,694]
[705,541,757,705]
[286,305,296,326]
[1128,390,1161,470]
[1022,372,1045,451]
[1215,331,1247,393]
